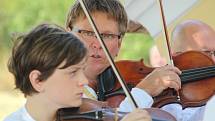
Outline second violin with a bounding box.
[98,51,215,109]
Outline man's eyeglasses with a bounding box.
[174,50,215,57]
[72,27,122,41]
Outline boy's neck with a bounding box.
[26,96,57,121]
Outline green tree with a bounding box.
[0,0,75,51]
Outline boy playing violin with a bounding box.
[4,23,151,121]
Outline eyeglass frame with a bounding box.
[174,50,215,57]
[202,50,215,57]
[71,27,122,41]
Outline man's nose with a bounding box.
[89,39,102,50]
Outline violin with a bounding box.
[56,98,177,121]
[98,51,215,109]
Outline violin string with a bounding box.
[182,69,215,80]
[180,66,215,79]
[181,72,215,83]
[181,69,215,80]
[180,68,215,83]
[182,72,215,82]
[181,66,215,76]
[181,65,215,76]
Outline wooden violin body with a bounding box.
[101,59,153,108]
[154,51,215,108]
[56,98,177,121]
[101,51,215,109]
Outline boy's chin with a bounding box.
[73,100,82,107]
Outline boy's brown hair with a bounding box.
[8,24,87,96]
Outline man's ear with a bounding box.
[118,39,122,48]
[191,32,203,47]
[29,70,44,92]
[192,32,199,40]
[115,39,122,57]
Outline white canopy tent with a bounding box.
[124,0,200,37]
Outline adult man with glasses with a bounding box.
[172,19,215,62]
[66,0,182,120]
[170,19,215,121]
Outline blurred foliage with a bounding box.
[0,0,154,63]
[0,0,154,87]
[0,0,154,90]
[0,0,154,119]
[0,0,75,51]
[118,33,154,66]
[0,0,76,90]
[0,0,77,119]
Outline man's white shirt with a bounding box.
[83,85,205,121]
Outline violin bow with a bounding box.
[158,0,174,65]
[158,0,181,100]
[78,0,138,109]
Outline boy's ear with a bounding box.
[29,70,44,92]
[66,27,72,32]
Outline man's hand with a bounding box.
[121,109,152,121]
[136,65,181,96]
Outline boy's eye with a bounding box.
[71,70,78,73]
[68,70,78,76]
